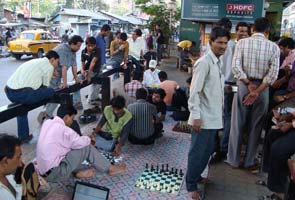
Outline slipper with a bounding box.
[79,114,97,124]
[84,106,101,115]
[255,180,267,187]
[189,191,203,200]
[258,193,283,200]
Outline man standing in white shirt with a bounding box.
[0,134,22,200]
[185,27,230,200]
[127,29,146,77]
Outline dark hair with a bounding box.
[186,77,192,85]
[134,29,142,37]
[101,24,111,32]
[154,88,166,99]
[115,31,121,37]
[278,37,295,49]
[0,134,21,160]
[158,71,167,80]
[110,95,126,109]
[86,36,96,45]
[210,27,230,42]
[120,32,128,41]
[69,35,84,45]
[236,22,251,36]
[216,17,232,31]
[136,88,148,100]
[45,50,59,59]
[191,41,196,46]
[133,72,143,81]
[57,104,77,118]
[254,17,270,33]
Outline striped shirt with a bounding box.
[232,33,280,84]
[7,57,54,90]
[127,99,157,139]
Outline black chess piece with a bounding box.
[175,169,178,175]
[180,169,183,176]
[166,164,169,172]
[156,165,159,171]
[146,163,148,169]
[151,165,154,171]
[171,167,174,173]
[161,164,164,173]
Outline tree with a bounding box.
[75,0,109,11]
[135,0,178,41]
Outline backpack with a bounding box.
[21,162,40,200]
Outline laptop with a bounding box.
[72,181,110,200]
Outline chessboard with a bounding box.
[135,163,184,194]
[172,121,191,134]
[100,151,122,165]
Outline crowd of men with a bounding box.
[1,16,295,200]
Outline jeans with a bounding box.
[157,43,162,62]
[45,77,61,117]
[106,60,121,80]
[5,86,54,140]
[186,129,218,192]
[129,56,142,74]
[221,92,234,153]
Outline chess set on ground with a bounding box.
[100,152,185,195]
[135,163,185,194]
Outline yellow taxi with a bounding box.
[8,30,60,60]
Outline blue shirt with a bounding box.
[96,33,106,65]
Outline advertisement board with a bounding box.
[181,0,265,23]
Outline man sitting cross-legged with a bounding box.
[92,96,132,155]
[127,88,162,145]
[36,104,126,183]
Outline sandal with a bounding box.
[259,193,283,200]
[189,191,203,200]
[255,180,267,187]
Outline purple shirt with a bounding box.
[36,116,90,175]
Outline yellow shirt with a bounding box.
[177,40,192,49]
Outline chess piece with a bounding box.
[175,168,178,175]
[146,163,148,169]
[166,164,169,172]
[151,165,154,171]
[156,165,159,171]
[161,164,164,172]
[180,169,183,176]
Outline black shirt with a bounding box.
[81,47,101,73]
[147,96,166,115]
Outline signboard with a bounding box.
[181,0,265,23]
[24,0,31,19]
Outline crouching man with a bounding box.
[93,95,132,155]
[36,104,126,183]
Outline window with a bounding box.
[19,33,35,40]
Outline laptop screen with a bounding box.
[72,181,109,200]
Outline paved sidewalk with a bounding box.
[20,54,270,199]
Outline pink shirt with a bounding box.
[36,116,90,175]
[281,49,295,69]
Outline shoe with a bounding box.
[37,111,48,124]
[84,106,101,115]
[20,134,33,144]
[210,151,227,164]
[73,102,83,110]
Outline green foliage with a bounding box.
[74,0,109,11]
[135,0,178,42]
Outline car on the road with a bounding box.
[7,30,60,60]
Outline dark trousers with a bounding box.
[128,122,163,145]
[263,129,295,193]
